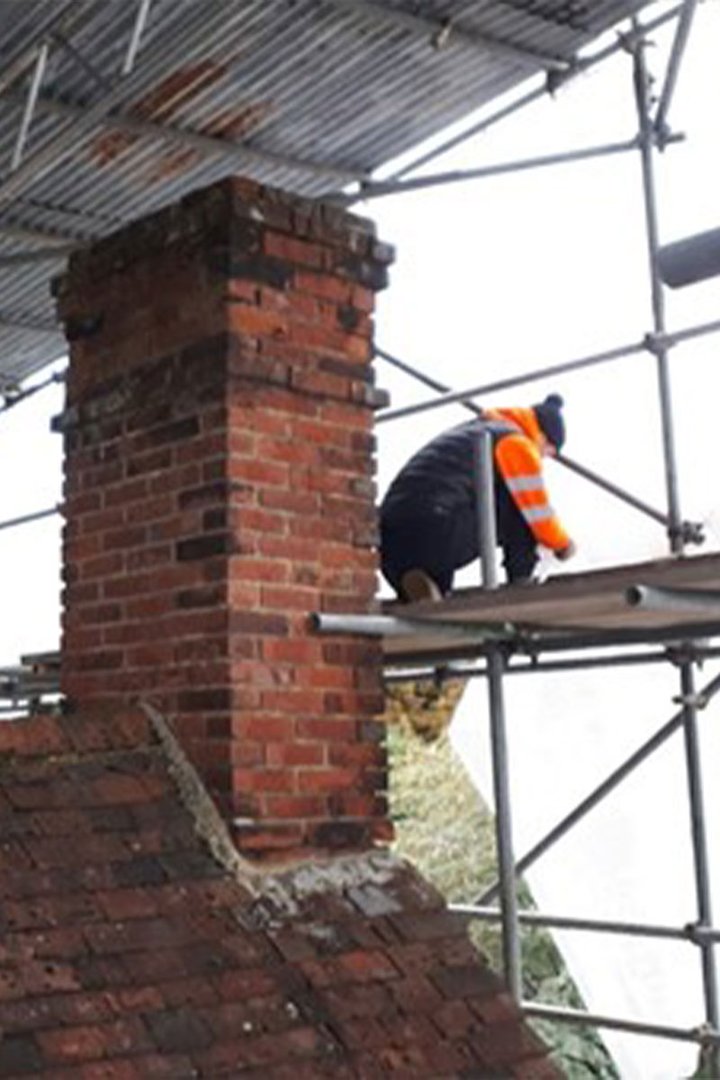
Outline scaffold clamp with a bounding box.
[642,331,665,356]
[684,921,706,946]
[671,691,708,710]
[680,520,705,546]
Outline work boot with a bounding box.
[400,568,443,603]
[507,574,537,586]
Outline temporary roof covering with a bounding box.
[0,0,658,389]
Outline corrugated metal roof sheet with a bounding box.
[0,0,660,386]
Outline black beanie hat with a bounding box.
[533,393,565,450]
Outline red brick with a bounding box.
[228,303,288,337]
[99,525,147,555]
[297,767,358,793]
[79,552,125,581]
[227,278,259,302]
[328,793,386,818]
[293,717,355,740]
[234,823,304,853]
[265,232,326,269]
[265,743,325,768]
[236,715,295,742]
[295,269,353,302]
[63,582,101,606]
[263,794,325,818]
[233,768,296,794]
[260,638,322,664]
[68,534,104,560]
[326,743,382,769]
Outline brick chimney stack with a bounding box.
[55,177,394,862]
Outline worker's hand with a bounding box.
[554,540,577,561]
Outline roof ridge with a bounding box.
[140,699,261,895]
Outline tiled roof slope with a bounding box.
[0,708,561,1078]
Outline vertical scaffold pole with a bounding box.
[474,428,522,999]
[632,30,683,554]
[680,660,719,1066]
[633,22,719,1062]
[475,428,498,588]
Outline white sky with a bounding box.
[0,4,718,1072]
[0,366,63,664]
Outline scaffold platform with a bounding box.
[379,552,720,666]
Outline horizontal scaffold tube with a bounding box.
[309,611,511,641]
[627,583,720,614]
[451,903,720,943]
[523,1002,719,1046]
[0,506,59,532]
[376,315,720,425]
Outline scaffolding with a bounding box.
[313,1,720,1068]
[0,0,718,1069]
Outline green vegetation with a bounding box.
[385,680,619,1080]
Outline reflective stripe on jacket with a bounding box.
[484,406,571,552]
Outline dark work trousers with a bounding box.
[380,483,538,597]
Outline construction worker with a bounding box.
[380,393,576,602]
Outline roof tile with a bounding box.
[0,706,562,1076]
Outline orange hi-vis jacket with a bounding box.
[484,406,571,553]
